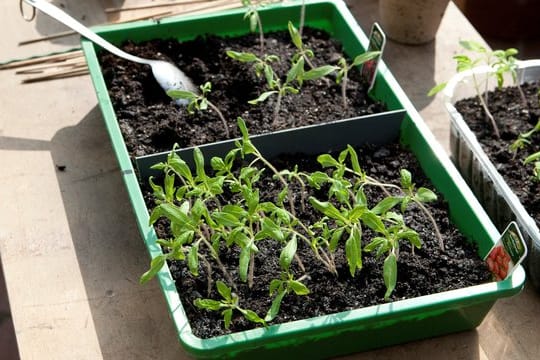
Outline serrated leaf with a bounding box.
[308,171,330,189]
[269,279,283,296]
[260,217,285,242]
[213,211,243,228]
[355,187,367,206]
[459,39,486,53]
[383,253,397,300]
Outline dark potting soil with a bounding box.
[454,82,540,228]
[148,142,491,339]
[98,28,386,157]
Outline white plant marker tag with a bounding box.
[484,222,527,281]
[361,22,386,93]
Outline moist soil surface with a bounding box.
[98,28,386,157]
[148,143,491,339]
[454,82,540,228]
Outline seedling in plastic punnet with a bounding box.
[167,81,230,138]
[429,40,523,139]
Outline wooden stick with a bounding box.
[16,60,87,74]
[105,0,211,14]
[0,50,83,70]
[18,10,174,46]
[22,68,89,84]
[156,0,241,20]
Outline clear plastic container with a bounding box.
[444,59,540,290]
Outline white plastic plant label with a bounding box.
[361,22,386,93]
[484,222,527,281]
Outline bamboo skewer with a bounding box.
[105,0,211,14]
[18,10,174,46]
[0,50,83,70]
[5,0,243,83]
[22,68,89,83]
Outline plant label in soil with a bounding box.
[484,222,527,281]
[361,22,386,92]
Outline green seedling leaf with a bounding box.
[524,151,540,164]
[288,21,302,49]
[239,242,251,282]
[398,230,422,248]
[223,308,233,329]
[348,205,366,222]
[307,171,330,189]
[427,82,448,97]
[364,236,388,253]
[194,298,222,311]
[371,196,402,215]
[193,147,206,180]
[265,288,286,322]
[347,145,362,174]
[317,154,340,168]
[287,56,305,84]
[303,65,339,81]
[140,254,167,284]
[289,280,310,295]
[309,197,348,224]
[187,244,199,276]
[361,210,386,234]
[345,226,362,276]
[248,90,278,105]
[459,39,486,53]
[149,176,165,201]
[226,50,258,62]
[164,172,175,202]
[414,187,438,203]
[383,253,397,300]
[168,154,193,183]
[167,89,198,101]
[400,169,412,189]
[242,309,266,326]
[279,236,297,271]
[216,280,232,302]
[351,51,380,66]
[329,227,344,252]
[213,211,243,228]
